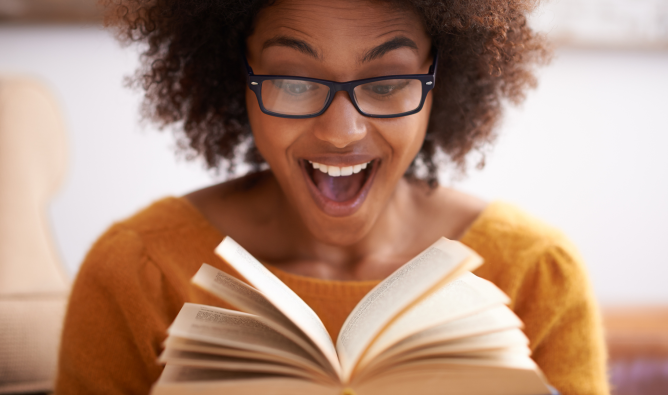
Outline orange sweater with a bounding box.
[55,197,609,394]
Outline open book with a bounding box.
[151,237,556,395]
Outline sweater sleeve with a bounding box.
[512,244,609,395]
[55,227,174,395]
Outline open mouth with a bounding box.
[300,158,379,217]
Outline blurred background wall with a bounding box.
[0,0,667,307]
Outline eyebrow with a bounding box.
[261,35,419,63]
[263,36,321,59]
[360,36,419,63]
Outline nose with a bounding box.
[311,91,367,148]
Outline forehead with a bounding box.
[250,0,429,57]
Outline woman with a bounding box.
[56,0,609,394]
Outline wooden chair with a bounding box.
[0,76,70,394]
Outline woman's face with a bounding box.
[246,0,433,246]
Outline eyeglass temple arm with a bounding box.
[429,51,438,76]
[242,54,255,76]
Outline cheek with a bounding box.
[246,90,295,166]
[399,94,432,160]
[378,106,430,166]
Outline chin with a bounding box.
[303,212,378,247]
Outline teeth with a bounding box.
[309,161,372,177]
[328,166,341,177]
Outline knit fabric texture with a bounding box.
[55,197,609,394]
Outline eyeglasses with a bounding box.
[244,53,437,119]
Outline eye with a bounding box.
[272,80,320,95]
[363,80,411,96]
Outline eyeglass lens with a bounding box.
[353,79,422,116]
[260,78,423,116]
[261,79,329,116]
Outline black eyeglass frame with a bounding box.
[244,53,438,119]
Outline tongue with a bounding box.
[312,170,366,202]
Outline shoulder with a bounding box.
[462,202,592,309]
[73,197,223,303]
[463,201,583,268]
[114,196,211,235]
[59,197,223,394]
[80,196,215,265]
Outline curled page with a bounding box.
[336,237,481,381]
[388,329,529,364]
[192,264,299,332]
[215,237,341,377]
[359,272,510,367]
[168,303,315,366]
[192,263,329,370]
[163,337,327,377]
[375,305,523,365]
[159,348,317,379]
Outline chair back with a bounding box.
[0,76,70,394]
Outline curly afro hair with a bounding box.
[103,0,550,186]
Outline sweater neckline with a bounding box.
[172,196,500,293]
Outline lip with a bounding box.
[300,158,379,217]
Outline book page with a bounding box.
[152,365,339,395]
[158,365,279,382]
[160,349,318,380]
[381,329,529,367]
[168,303,317,369]
[159,349,334,382]
[353,357,551,395]
[336,237,481,381]
[446,346,532,358]
[164,337,324,374]
[359,272,509,368]
[368,305,522,369]
[192,263,328,369]
[216,237,341,377]
[360,342,536,389]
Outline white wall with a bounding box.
[0,25,212,276]
[531,0,668,48]
[455,49,668,305]
[1,25,666,305]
